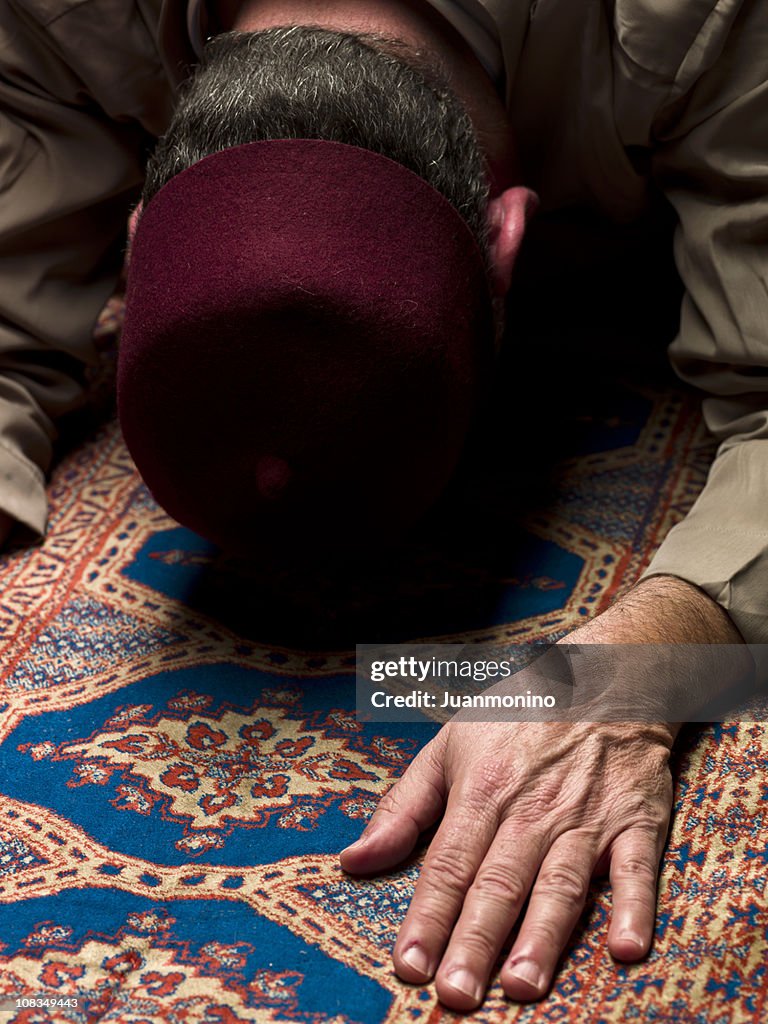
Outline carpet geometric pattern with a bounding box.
[0,299,766,1023]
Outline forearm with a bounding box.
[560,575,753,737]
[574,575,745,644]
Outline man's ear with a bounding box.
[486,187,538,298]
[128,201,143,244]
[125,202,143,268]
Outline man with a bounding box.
[0,0,764,1010]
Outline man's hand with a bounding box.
[341,717,674,1008]
[341,576,750,1009]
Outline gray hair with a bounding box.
[143,27,491,252]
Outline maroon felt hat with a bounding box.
[118,140,494,560]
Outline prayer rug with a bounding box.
[0,297,765,1024]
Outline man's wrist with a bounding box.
[573,574,745,646]
[558,575,753,741]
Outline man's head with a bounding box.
[120,23,533,561]
[144,28,492,253]
[143,24,531,296]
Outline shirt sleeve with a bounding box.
[641,31,768,654]
[0,52,146,536]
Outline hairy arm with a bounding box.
[579,575,746,645]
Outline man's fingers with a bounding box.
[606,827,663,960]
[434,820,545,1011]
[500,832,597,1002]
[392,781,501,988]
[339,735,446,874]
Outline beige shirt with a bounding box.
[1,0,767,650]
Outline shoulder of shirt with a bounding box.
[8,0,160,27]
[610,0,749,93]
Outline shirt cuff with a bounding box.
[0,440,47,538]
[641,439,768,677]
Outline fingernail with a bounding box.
[342,829,375,855]
[508,959,543,991]
[617,930,645,951]
[447,968,482,1003]
[341,838,365,854]
[401,945,432,978]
